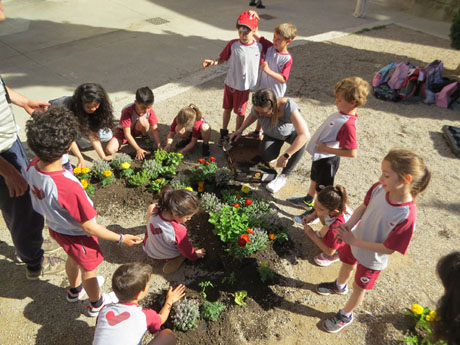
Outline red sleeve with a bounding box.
[174,223,198,261]
[191,119,205,139]
[280,58,293,81]
[147,109,158,127]
[119,106,133,128]
[259,37,273,55]
[170,117,178,132]
[383,206,416,255]
[336,116,357,150]
[364,182,381,206]
[57,178,97,223]
[142,308,162,334]
[322,217,346,250]
[220,40,238,61]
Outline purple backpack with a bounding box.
[388,62,413,90]
[436,82,460,108]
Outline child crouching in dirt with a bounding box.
[143,186,206,274]
[302,185,353,267]
[93,262,185,345]
[25,107,143,317]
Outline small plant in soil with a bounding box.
[73,166,91,181]
[142,159,163,180]
[258,262,275,283]
[110,153,132,170]
[91,160,112,181]
[198,281,213,299]
[172,298,200,331]
[200,192,224,214]
[221,272,236,286]
[209,205,249,243]
[161,164,177,179]
[403,304,445,345]
[201,301,225,322]
[233,290,247,307]
[215,167,233,186]
[128,170,150,187]
[165,151,183,166]
[154,149,169,164]
[80,178,95,197]
[147,178,167,194]
[230,227,269,260]
[189,157,218,186]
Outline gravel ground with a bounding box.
[1,24,460,345]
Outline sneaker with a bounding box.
[294,208,318,224]
[247,131,263,140]
[202,144,211,157]
[163,256,186,274]
[266,174,287,193]
[287,196,314,209]
[249,0,256,5]
[218,129,229,147]
[322,311,353,333]
[67,276,105,303]
[26,255,66,280]
[256,2,266,9]
[87,292,117,317]
[316,280,349,296]
[314,252,340,267]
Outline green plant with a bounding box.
[154,149,169,164]
[161,165,177,179]
[110,153,132,170]
[215,167,233,186]
[165,152,183,166]
[230,227,269,259]
[201,301,225,321]
[198,281,213,299]
[92,160,112,180]
[200,192,224,214]
[80,179,95,197]
[189,157,218,185]
[209,205,248,243]
[172,298,200,331]
[128,170,150,187]
[258,262,275,283]
[148,177,167,194]
[450,6,460,49]
[221,272,236,285]
[73,167,91,181]
[403,304,446,345]
[142,159,163,180]
[233,290,247,307]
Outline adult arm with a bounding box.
[276,109,309,167]
[0,156,28,197]
[6,86,50,115]
[229,112,258,141]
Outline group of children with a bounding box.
[18,7,437,345]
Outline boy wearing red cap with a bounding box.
[203,11,263,147]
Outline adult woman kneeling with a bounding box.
[230,88,310,193]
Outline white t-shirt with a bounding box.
[0,77,19,153]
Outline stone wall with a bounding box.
[384,0,460,21]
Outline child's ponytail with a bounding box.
[188,104,202,121]
[317,185,348,214]
[156,185,201,217]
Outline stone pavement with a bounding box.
[0,0,452,138]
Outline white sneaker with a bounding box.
[266,174,287,193]
[67,276,105,303]
[87,292,118,317]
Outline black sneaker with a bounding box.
[249,1,256,5]
[294,208,316,224]
[288,196,314,209]
[316,280,349,295]
[322,311,353,333]
[218,129,229,147]
[256,2,266,8]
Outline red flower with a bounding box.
[198,158,205,164]
[209,156,216,162]
[246,228,254,234]
[269,233,275,240]
[233,203,241,208]
[238,234,250,247]
[206,161,210,165]
[245,199,252,206]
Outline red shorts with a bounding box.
[222,85,250,116]
[339,244,381,290]
[49,228,104,272]
[113,127,144,144]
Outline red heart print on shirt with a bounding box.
[106,311,130,326]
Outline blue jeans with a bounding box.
[0,139,44,270]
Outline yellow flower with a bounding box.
[427,310,437,321]
[120,162,130,170]
[156,178,162,183]
[241,185,250,194]
[73,167,82,174]
[81,167,90,174]
[185,187,193,192]
[411,304,424,315]
[177,153,183,157]
[103,170,112,177]
[426,314,433,322]
[81,179,89,189]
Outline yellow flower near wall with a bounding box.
[103,170,112,177]
[426,310,438,321]
[411,304,424,315]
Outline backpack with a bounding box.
[435,82,460,108]
[388,62,413,90]
[372,62,397,87]
[424,60,444,104]
[399,68,426,101]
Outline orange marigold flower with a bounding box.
[245,199,252,206]
[198,158,205,164]
[246,228,254,234]
[81,167,90,174]
[269,233,275,240]
[81,179,89,189]
[233,203,241,208]
[238,234,250,247]
[206,161,210,165]
[156,178,162,183]
[209,156,216,162]
[73,167,82,174]
[103,170,112,177]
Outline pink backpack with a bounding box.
[435,82,460,108]
[387,62,413,90]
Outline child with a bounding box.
[434,251,460,345]
[143,186,206,274]
[289,77,369,221]
[202,11,263,147]
[25,107,143,317]
[302,185,351,267]
[106,87,162,160]
[164,104,211,157]
[316,149,431,333]
[249,22,297,140]
[93,262,185,345]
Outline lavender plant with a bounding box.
[172,298,200,331]
[230,227,269,259]
[215,167,233,186]
[200,192,224,214]
[92,160,112,180]
[142,159,163,180]
[110,153,132,170]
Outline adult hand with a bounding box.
[196,248,206,258]
[135,148,149,160]
[166,284,186,305]
[3,168,28,197]
[76,158,85,168]
[24,100,50,115]
[121,234,143,246]
[276,155,288,168]
[229,130,242,142]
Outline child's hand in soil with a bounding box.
[136,148,150,160]
[122,234,143,246]
[166,284,186,305]
[196,248,206,258]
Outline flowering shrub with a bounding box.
[172,298,200,331]
[110,153,132,170]
[404,304,445,345]
[148,178,167,194]
[73,167,91,181]
[230,228,269,259]
[101,170,115,186]
[118,161,134,178]
[209,205,249,243]
[92,160,112,181]
[201,301,225,322]
[189,157,218,186]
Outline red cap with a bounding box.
[237,11,259,30]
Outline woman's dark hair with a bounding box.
[317,185,348,214]
[434,251,460,345]
[252,88,279,128]
[155,185,201,217]
[71,83,114,134]
[112,262,152,302]
[26,107,78,163]
[135,87,154,105]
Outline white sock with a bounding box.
[336,281,347,290]
[340,309,352,318]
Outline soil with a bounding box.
[1,24,460,345]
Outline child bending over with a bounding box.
[316,149,431,333]
[93,262,185,345]
[164,104,211,157]
[143,186,206,274]
[25,107,142,317]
